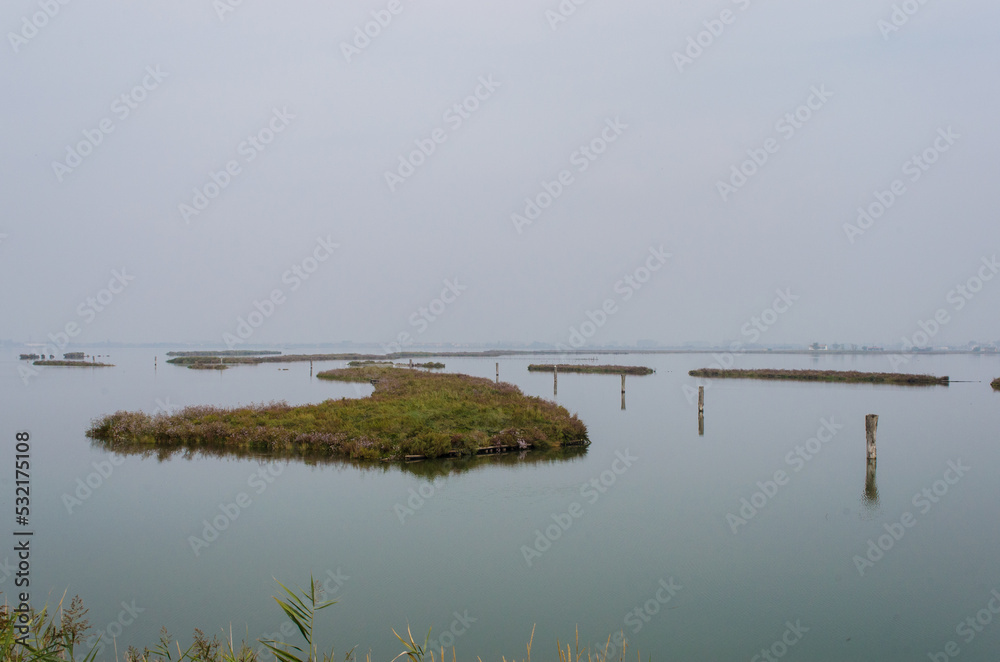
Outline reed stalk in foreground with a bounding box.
[1,580,637,662]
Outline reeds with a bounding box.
[1,582,638,662]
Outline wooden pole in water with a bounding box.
[698,411,705,436]
[698,386,704,413]
[553,364,558,395]
[621,374,626,394]
[496,362,499,383]
[866,414,878,460]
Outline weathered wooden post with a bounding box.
[409,358,413,368]
[698,386,704,413]
[553,364,558,395]
[866,414,878,460]
[621,374,626,394]
[496,362,499,383]
[310,360,313,377]
[698,411,705,436]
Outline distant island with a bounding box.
[689,368,948,386]
[166,350,282,357]
[87,366,587,461]
[528,364,654,375]
[34,360,114,367]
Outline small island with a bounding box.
[992,378,999,391]
[528,364,654,375]
[33,360,114,367]
[87,366,587,461]
[688,368,948,386]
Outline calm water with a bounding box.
[3,349,999,660]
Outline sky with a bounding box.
[2,0,998,349]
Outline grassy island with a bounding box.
[688,368,948,386]
[87,367,587,461]
[528,364,654,375]
[33,360,114,367]
[166,350,282,357]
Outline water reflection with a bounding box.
[89,438,589,480]
[862,458,880,517]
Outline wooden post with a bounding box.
[866,414,878,460]
[496,362,499,383]
[621,392,626,411]
[409,358,413,368]
[698,411,705,436]
[621,374,626,394]
[698,386,704,413]
[553,365,558,395]
[309,360,313,377]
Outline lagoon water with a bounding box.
[3,349,1000,660]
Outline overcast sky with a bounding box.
[2,0,998,349]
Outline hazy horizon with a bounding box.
[3,0,998,352]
